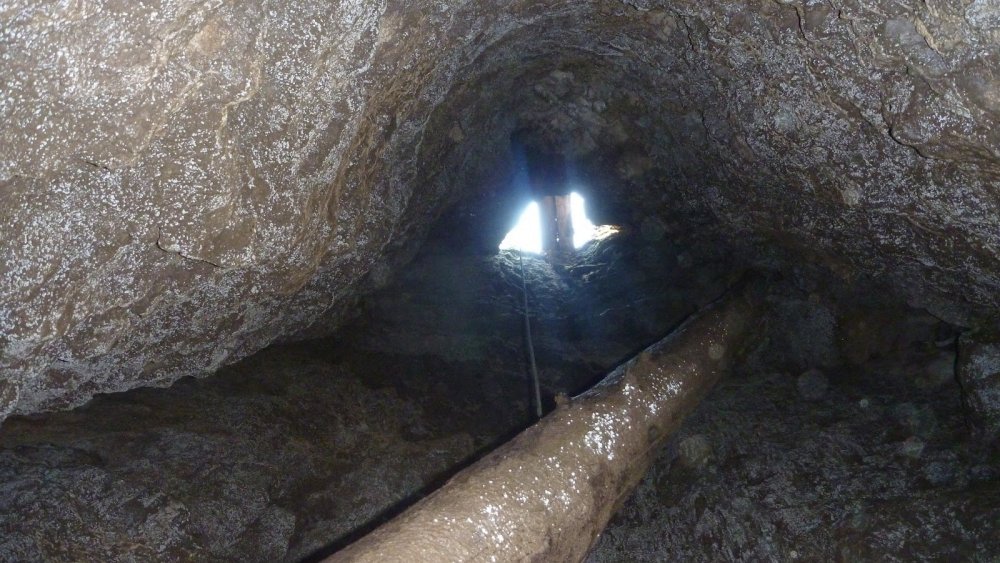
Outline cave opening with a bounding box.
[2,0,1000,561]
[498,191,610,254]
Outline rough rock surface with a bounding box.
[957,332,1000,443]
[588,247,1000,561]
[0,341,477,561]
[3,0,1000,420]
[588,365,1000,562]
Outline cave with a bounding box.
[1,0,999,560]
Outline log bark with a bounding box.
[327,286,759,562]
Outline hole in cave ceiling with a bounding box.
[498,191,615,254]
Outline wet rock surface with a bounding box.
[4,0,1000,422]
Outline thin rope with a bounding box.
[519,249,543,419]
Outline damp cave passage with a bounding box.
[4,169,995,562]
[0,191,757,561]
[2,0,1000,559]
[2,110,1000,562]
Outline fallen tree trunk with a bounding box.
[328,285,759,562]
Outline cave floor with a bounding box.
[0,233,997,561]
[590,362,1000,561]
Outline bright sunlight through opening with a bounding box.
[500,192,608,253]
[569,192,597,249]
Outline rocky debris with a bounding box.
[917,350,957,391]
[899,436,926,459]
[0,344,480,562]
[837,306,943,367]
[588,367,997,562]
[768,300,840,372]
[797,368,829,401]
[957,333,1000,444]
[3,0,1000,422]
[583,264,997,561]
[894,402,939,439]
[677,434,713,469]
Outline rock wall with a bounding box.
[3,0,1000,419]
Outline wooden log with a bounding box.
[328,286,758,562]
